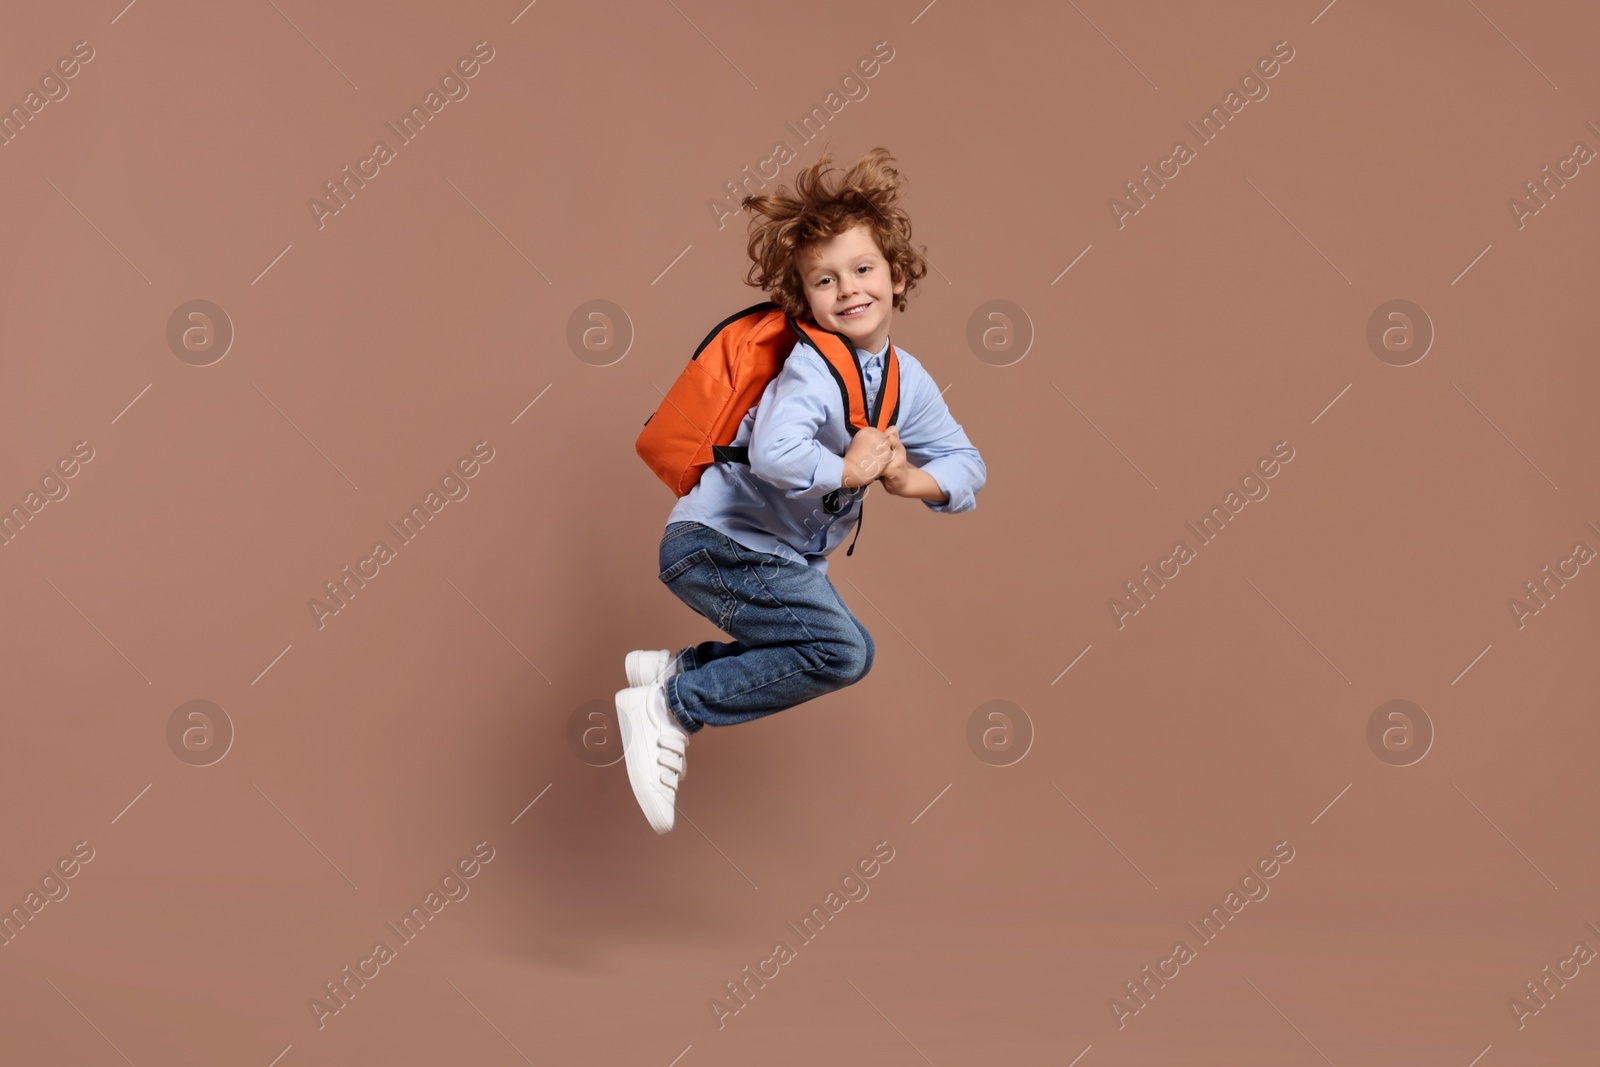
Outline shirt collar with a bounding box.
[855,337,890,366]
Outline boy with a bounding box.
[616,148,986,834]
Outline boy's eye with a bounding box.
[814,264,873,285]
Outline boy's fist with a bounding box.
[841,426,892,487]
[879,425,913,495]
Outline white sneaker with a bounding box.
[625,648,678,687]
[624,650,687,780]
[615,680,689,834]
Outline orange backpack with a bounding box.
[636,301,901,554]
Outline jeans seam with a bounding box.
[671,664,822,720]
[711,563,737,632]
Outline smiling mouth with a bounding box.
[838,302,871,318]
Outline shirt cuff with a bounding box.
[808,448,846,495]
[920,463,973,512]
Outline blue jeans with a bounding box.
[657,521,875,733]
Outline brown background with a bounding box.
[3,0,1597,1064]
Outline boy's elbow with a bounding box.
[961,450,987,497]
[956,456,987,510]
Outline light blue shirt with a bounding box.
[665,335,986,574]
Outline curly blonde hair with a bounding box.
[741,146,928,322]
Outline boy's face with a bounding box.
[797,222,905,354]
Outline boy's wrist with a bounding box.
[839,456,873,488]
[885,465,947,502]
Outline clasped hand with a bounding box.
[842,426,914,496]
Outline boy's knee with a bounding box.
[820,631,872,687]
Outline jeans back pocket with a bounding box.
[658,547,736,633]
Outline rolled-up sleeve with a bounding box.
[899,356,986,513]
[748,348,845,498]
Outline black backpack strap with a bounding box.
[713,444,750,464]
[847,497,865,556]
